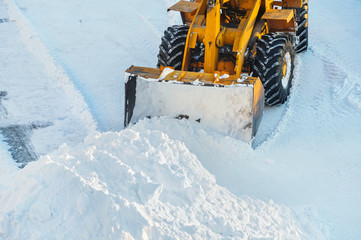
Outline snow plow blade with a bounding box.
[124,66,264,142]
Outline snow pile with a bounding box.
[0,122,313,239]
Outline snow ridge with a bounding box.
[0,126,318,239]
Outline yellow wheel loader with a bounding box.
[124,0,308,142]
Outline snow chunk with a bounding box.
[159,67,175,80]
[219,73,229,79]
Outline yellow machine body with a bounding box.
[125,0,304,142]
[175,0,298,75]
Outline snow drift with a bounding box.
[0,120,319,239]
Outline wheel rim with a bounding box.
[281,52,291,89]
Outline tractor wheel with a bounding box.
[293,0,308,53]
[157,25,189,70]
[252,34,295,106]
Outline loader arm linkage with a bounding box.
[182,0,262,76]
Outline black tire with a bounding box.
[252,34,295,106]
[293,0,308,53]
[157,25,189,70]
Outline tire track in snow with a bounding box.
[4,0,96,130]
[0,0,96,167]
[262,41,358,148]
[255,54,303,149]
[309,0,361,114]
[0,90,49,168]
[0,91,8,118]
[311,41,361,114]
[258,32,361,240]
[326,60,361,113]
[0,123,51,168]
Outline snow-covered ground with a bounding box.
[0,0,360,239]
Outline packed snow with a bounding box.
[0,0,360,239]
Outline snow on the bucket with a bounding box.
[159,67,175,80]
[0,124,311,239]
